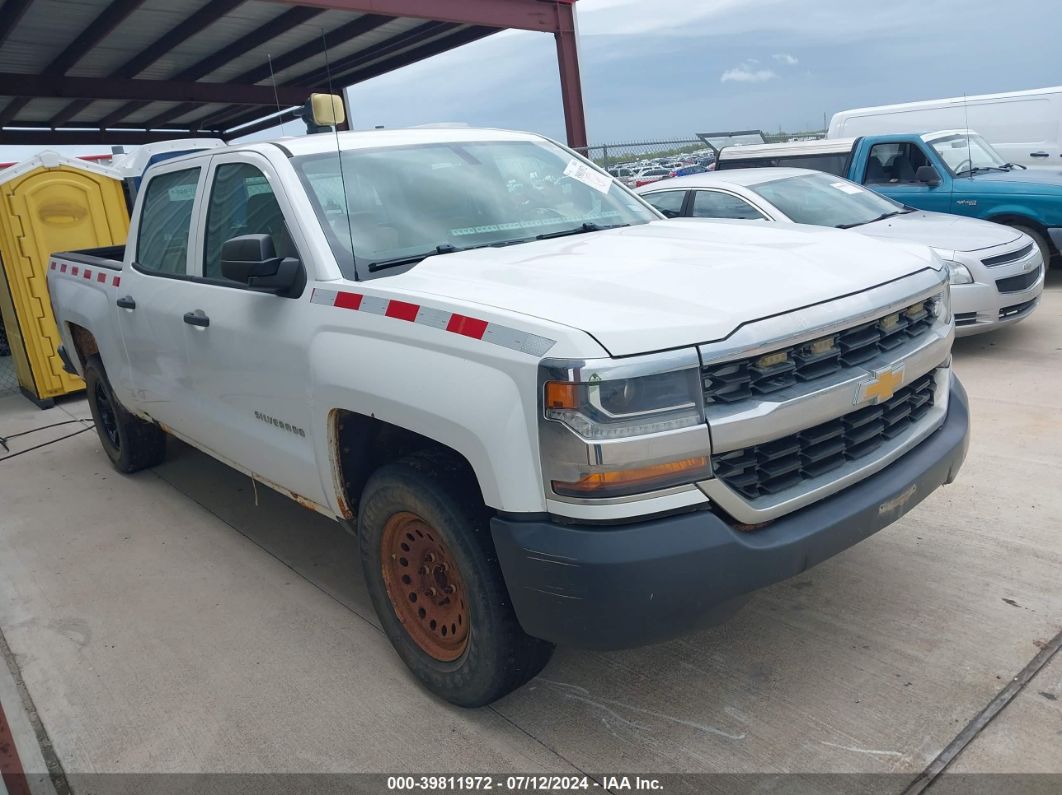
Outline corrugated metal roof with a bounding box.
[0,0,509,143]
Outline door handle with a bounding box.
[183,310,210,328]
[1030,151,1049,158]
[116,295,136,310]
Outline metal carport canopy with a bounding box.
[0,0,586,147]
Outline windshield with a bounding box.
[749,172,906,228]
[929,133,1007,175]
[292,139,658,278]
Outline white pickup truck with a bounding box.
[47,128,969,706]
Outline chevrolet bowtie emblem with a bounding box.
[857,365,905,405]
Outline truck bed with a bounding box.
[53,245,125,271]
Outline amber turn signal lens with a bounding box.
[552,456,711,498]
[545,381,578,410]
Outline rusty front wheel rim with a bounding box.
[381,511,470,662]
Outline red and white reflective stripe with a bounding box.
[49,260,120,287]
[310,287,556,357]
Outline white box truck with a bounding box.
[828,86,1062,166]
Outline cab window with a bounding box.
[865,143,932,184]
[642,190,687,217]
[203,163,298,281]
[691,190,765,220]
[136,168,200,275]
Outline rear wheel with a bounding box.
[358,450,554,707]
[83,356,166,473]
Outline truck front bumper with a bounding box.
[491,375,970,650]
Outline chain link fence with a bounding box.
[578,131,826,185]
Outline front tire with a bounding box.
[358,450,554,707]
[83,356,166,473]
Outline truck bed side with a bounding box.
[47,247,126,379]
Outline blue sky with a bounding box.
[2,0,1061,161]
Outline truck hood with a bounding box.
[858,209,1022,253]
[389,220,940,357]
[963,167,1062,193]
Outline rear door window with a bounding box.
[642,190,687,217]
[691,190,765,220]
[136,168,200,275]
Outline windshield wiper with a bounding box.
[367,243,463,272]
[535,222,629,240]
[958,165,1007,176]
[836,210,902,229]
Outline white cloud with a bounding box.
[773,53,799,65]
[720,63,778,83]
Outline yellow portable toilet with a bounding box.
[0,151,129,407]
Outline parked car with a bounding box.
[716,130,1062,267]
[670,164,707,178]
[638,168,1044,336]
[47,126,967,707]
[828,85,1062,166]
[633,167,671,187]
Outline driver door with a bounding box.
[861,141,954,213]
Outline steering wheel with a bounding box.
[534,206,567,220]
[951,158,972,175]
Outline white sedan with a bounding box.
[637,168,1045,336]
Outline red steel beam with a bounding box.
[140,12,393,130]
[0,73,311,106]
[266,0,573,33]
[0,0,148,125]
[554,1,587,149]
[216,24,495,134]
[200,19,461,130]
[46,0,248,128]
[0,128,223,146]
[95,5,325,129]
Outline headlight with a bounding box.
[943,260,974,285]
[545,367,703,440]
[539,350,712,500]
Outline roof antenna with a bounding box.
[321,27,358,280]
[267,54,291,138]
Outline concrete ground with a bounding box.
[0,273,1060,793]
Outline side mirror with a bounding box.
[310,93,345,127]
[220,234,301,295]
[915,165,942,187]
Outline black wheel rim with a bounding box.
[95,382,120,450]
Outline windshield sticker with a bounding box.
[563,159,612,194]
[830,182,864,195]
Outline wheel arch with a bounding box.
[984,213,1057,254]
[329,409,489,521]
[66,322,99,372]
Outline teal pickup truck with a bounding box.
[716,130,1062,266]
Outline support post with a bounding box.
[554,2,587,150]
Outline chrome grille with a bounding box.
[982,243,1033,268]
[703,297,937,404]
[714,372,936,499]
